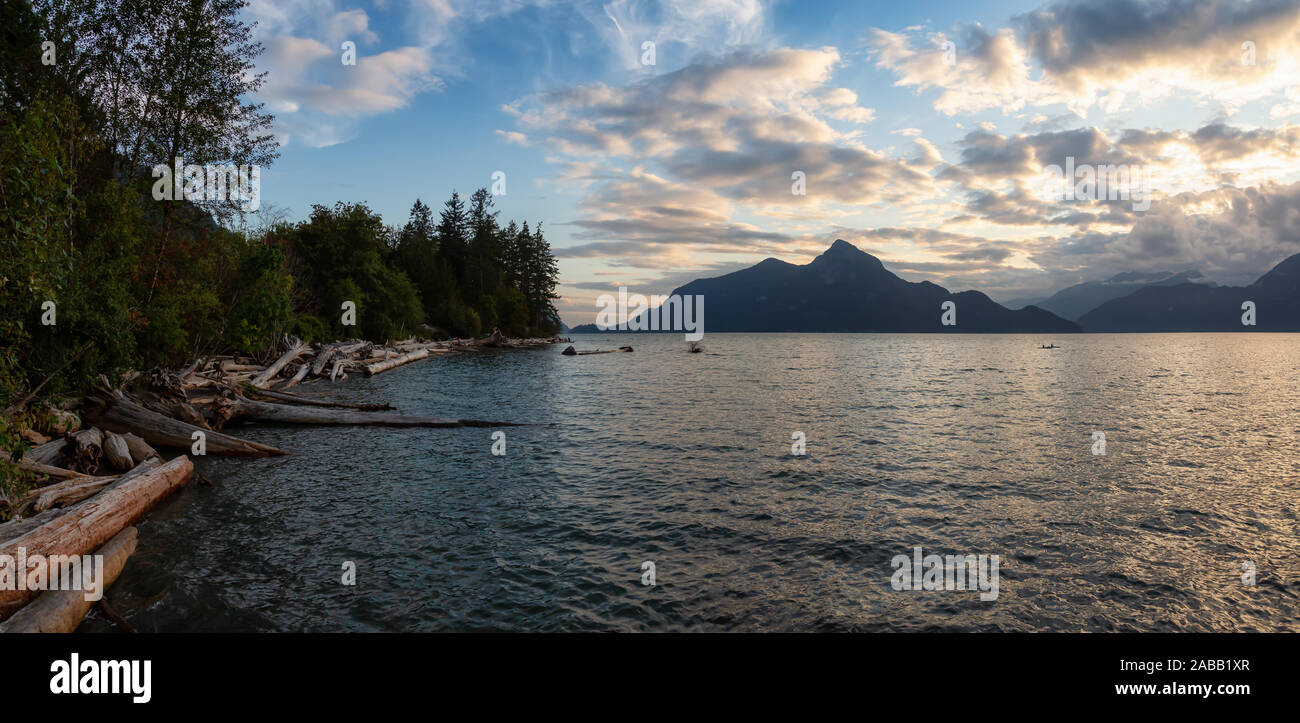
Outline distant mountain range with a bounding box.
[1020,270,1211,321]
[568,239,1300,334]
[1079,254,1300,331]
[571,239,1079,333]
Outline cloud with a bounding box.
[505,45,948,301]
[577,0,768,70]
[934,121,1300,231]
[512,46,941,204]
[870,0,1300,116]
[495,130,530,145]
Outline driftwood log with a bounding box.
[85,393,289,457]
[0,455,193,621]
[310,345,337,376]
[562,345,634,355]
[20,473,119,514]
[249,341,308,389]
[248,387,393,411]
[67,427,104,473]
[21,439,68,466]
[119,433,160,463]
[102,432,134,471]
[280,363,310,390]
[16,461,86,482]
[363,348,429,376]
[223,395,519,428]
[0,527,138,633]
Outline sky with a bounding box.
[242,0,1300,325]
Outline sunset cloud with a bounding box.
[871,0,1300,116]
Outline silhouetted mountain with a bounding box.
[1078,253,1300,331]
[571,239,1080,333]
[1030,270,1208,320]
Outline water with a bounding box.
[90,334,1300,631]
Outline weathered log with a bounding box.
[249,341,308,389]
[119,433,160,463]
[0,527,138,633]
[280,362,310,390]
[22,439,69,466]
[310,346,337,376]
[363,348,429,376]
[0,507,64,542]
[563,345,633,355]
[329,360,347,382]
[249,387,394,411]
[84,394,289,457]
[17,461,86,482]
[170,402,209,428]
[225,395,520,428]
[0,456,192,620]
[20,473,118,513]
[102,432,134,471]
[67,427,104,473]
[219,361,263,372]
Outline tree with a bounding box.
[284,203,423,342]
[523,223,561,333]
[437,190,469,292]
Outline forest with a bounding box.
[0,0,561,497]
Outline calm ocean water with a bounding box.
[91,333,1300,631]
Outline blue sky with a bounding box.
[244,0,1300,324]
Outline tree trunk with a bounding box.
[0,456,192,620]
[0,527,138,633]
[363,348,429,376]
[84,393,289,457]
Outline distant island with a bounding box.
[571,239,1300,334]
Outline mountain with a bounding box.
[571,239,1080,333]
[1078,253,1300,331]
[1028,270,1208,320]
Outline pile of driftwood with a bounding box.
[0,331,562,633]
[1,446,193,631]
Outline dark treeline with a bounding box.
[0,0,559,491]
[0,0,559,407]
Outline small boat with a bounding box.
[1039,344,1059,349]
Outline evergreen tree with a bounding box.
[466,188,500,304]
[523,223,560,334]
[437,190,469,292]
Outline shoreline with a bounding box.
[0,332,567,633]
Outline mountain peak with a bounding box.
[815,238,883,266]
[1253,252,1300,291]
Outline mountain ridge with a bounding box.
[571,239,1080,334]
